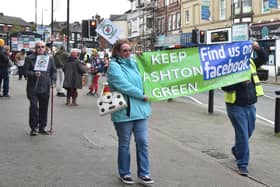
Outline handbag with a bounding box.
[96,82,127,116]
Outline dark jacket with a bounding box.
[0,47,9,69]
[24,53,57,96]
[222,47,268,106]
[63,57,86,89]
[90,55,104,74]
[54,49,69,69]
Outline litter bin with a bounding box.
[257,69,269,81]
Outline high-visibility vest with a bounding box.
[84,53,89,62]
[224,59,264,104]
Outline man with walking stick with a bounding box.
[24,41,56,136]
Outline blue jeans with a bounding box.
[114,119,150,177]
[226,104,256,169]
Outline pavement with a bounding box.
[0,75,280,187]
[263,76,280,85]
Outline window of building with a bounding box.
[172,14,176,30]
[157,17,164,33]
[77,33,81,40]
[128,21,132,35]
[185,9,190,24]
[232,0,252,15]
[243,0,252,13]
[161,17,165,33]
[220,0,226,20]
[147,17,153,29]
[262,0,278,12]
[132,19,138,33]
[176,12,181,29]
[233,0,241,15]
[168,15,172,31]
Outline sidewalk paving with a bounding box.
[0,76,280,186]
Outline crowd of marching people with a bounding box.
[1,43,109,100]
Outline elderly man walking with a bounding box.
[24,41,57,136]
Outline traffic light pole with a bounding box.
[66,0,70,52]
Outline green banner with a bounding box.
[136,41,253,102]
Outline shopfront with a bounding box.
[154,34,181,50]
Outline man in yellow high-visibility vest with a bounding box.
[222,41,268,176]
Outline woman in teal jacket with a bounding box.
[107,39,153,185]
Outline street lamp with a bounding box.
[41,9,48,26]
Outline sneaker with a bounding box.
[38,130,50,135]
[30,130,37,136]
[138,176,154,184]
[238,167,248,176]
[57,93,66,97]
[120,175,135,185]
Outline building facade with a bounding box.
[0,13,32,45]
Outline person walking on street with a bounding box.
[15,49,27,80]
[0,39,11,97]
[54,46,68,97]
[63,49,86,106]
[87,49,103,96]
[24,41,57,136]
[107,39,154,185]
[222,41,268,176]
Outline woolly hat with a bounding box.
[0,39,4,47]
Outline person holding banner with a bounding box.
[24,41,57,136]
[222,41,268,176]
[107,39,153,185]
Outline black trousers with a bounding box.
[28,92,50,131]
[18,66,26,80]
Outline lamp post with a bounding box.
[35,0,37,31]
[41,9,48,26]
[51,0,54,37]
[66,0,70,51]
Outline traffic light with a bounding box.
[199,30,205,44]
[90,20,97,37]
[82,20,89,38]
[192,29,198,44]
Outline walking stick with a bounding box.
[49,85,54,134]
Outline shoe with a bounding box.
[38,130,50,135]
[120,175,135,185]
[231,147,237,160]
[138,175,154,184]
[30,130,37,136]
[87,91,93,96]
[2,94,11,98]
[238,167,248,176]
[57,93,66,97]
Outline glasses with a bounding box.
[36,46,45,49]
[121,49,132,53]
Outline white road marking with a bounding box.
[184,96,274,128]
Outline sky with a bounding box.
[0,0,131,24]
